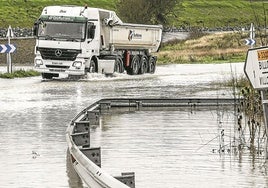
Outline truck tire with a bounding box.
[148,56,156,74]
[127,55,140,75]
[139,55,148,74]
[89,59,97,73]
[114,57,124,73]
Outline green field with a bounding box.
[0,0,116,28]
[170,0,268,29]
[0,0,267,28]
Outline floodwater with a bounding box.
[0,63,267,188]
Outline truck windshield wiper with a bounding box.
[65,36,80,42]
[54,34,80,42]
[66,38,80,42]
[41,35,55,40]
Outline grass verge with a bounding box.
[0,69,40,79]
[157,31,249,64]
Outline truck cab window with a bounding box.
[87,22,96,39]
[37,21,86,41]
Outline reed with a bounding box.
[215,73,266,156]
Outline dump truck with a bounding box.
[33,5,162,79]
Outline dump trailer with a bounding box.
[33,5,162,79]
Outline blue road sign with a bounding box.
[245,38,255,46]
[0,44,16,53]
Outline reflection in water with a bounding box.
[66,149,84,188]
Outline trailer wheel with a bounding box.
[127,55,140,75]
[148,56,156,74]
[89,59,97,73]
[139,55,148,74]
[114,57,124,73]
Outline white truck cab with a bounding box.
[33,5,162,79]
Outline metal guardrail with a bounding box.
[66,98,241,187]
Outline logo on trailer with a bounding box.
[55,49,62,57]
[128,30,142,41]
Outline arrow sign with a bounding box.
[0,44,16,53]
[244,46,268,90]
[245,38,255,46]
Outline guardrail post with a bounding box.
[80,147,101,167]
[135,100,142,110]
[87,110,100,125]
[115,172,135,188]
[74,121,90,133]
[71,131,90,148]
[99,101,111,112]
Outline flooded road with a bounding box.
[0,63,267,187]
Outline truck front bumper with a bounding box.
[34,59,86,76]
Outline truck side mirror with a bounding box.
[33,21,39,37]
[104,17,114,27]
[88,25,96,39]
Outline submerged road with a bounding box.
[1,63,267,188]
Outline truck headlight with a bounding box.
[35,59,43,66]
[73,61,82,69]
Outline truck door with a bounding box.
[86,22,100,56]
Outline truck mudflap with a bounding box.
[124,50,131,67]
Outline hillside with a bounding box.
[0,0,116,28]
[0,0,266,29]
[170,0,267,29]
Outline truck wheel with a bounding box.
[138,55,148,74]
[148,56,156,74]
[129,55,140,75]
[114,57,124,73]
[89,59,97,73]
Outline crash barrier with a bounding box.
[66,98,240,187]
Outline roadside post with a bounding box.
[244,47,268,159]
[245,23,255,48]
[6,25,14,73]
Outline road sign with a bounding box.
[245,38,256,46]
[244,46,268,89]
[0,44,16,53]
[245,23,255,47]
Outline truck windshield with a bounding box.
[38,21,86,41]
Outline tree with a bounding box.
[116,0,178,25]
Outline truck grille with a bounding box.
[46,65,70,69]
[37,47,81,61]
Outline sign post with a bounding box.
[244,46,268,159]
[245,23,256,47]
[6,25,14,73]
